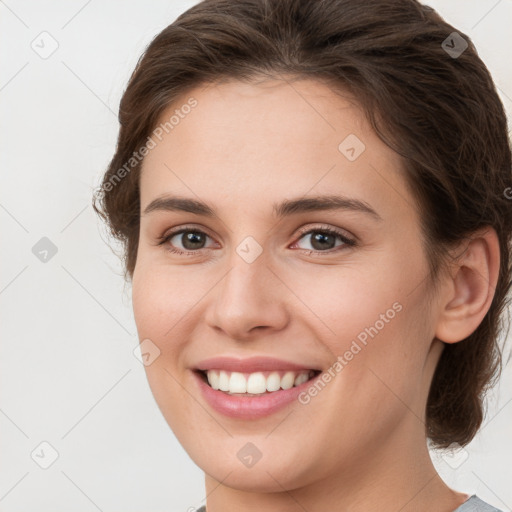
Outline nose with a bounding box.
[204,252,289,341]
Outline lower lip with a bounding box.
[192,370,321,420]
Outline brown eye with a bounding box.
[158,228,216,254]
[171,231,209,251]
[293,227,356,253]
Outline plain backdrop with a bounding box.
[1,1,511,511]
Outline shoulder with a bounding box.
[454,495,504,512]
[194,497,503,512]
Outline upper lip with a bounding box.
[194,356,320,373]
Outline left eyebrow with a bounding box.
[272,195,382,221]
[142,194,382,221]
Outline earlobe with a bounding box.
[435,227,500,344]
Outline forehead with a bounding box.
[139,78,414,222]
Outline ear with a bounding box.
[435,227,500,344]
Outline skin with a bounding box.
[131,77,500,512]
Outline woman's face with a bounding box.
[132,78,445,491]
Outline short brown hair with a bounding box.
[93,0,512,449]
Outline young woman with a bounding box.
[93,1,511,510]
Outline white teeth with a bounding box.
[266,372,281,392]
[218,371,230,391]
[208,370,220,390]
[247,372,267,394]
[294,372,309,386]
[281,371,295,390]
[229,372,247,393]
[204,369,315,395]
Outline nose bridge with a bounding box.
[205,238,288,338]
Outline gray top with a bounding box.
[194,494,503,511]
[453,495,503,511]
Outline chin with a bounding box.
[206,464,300,493]
[190,443,318,493]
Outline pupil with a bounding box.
[311,232,334,250]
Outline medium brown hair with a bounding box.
[93,0,512,449]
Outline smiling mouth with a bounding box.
[195,369,322,396]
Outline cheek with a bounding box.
[131,265,192,394]
[131,264,201,436]
[288,251,431,397]
[131,261,200,340]
[282,260,406,348]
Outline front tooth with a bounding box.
[247,372,267,394]
[281,371,295,390]
[229,372,247,393]
[207,370,220,390]
[266,372,281,392]
[218,370,230,391]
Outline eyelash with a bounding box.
[156,224,357,257]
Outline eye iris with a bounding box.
[311,232,335,250]
[182,231,205,250]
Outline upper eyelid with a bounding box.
[161,224,217,243]
[295,223,354,240]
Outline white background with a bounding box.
[1,1,511,511]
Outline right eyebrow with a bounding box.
[143,196,215,217]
